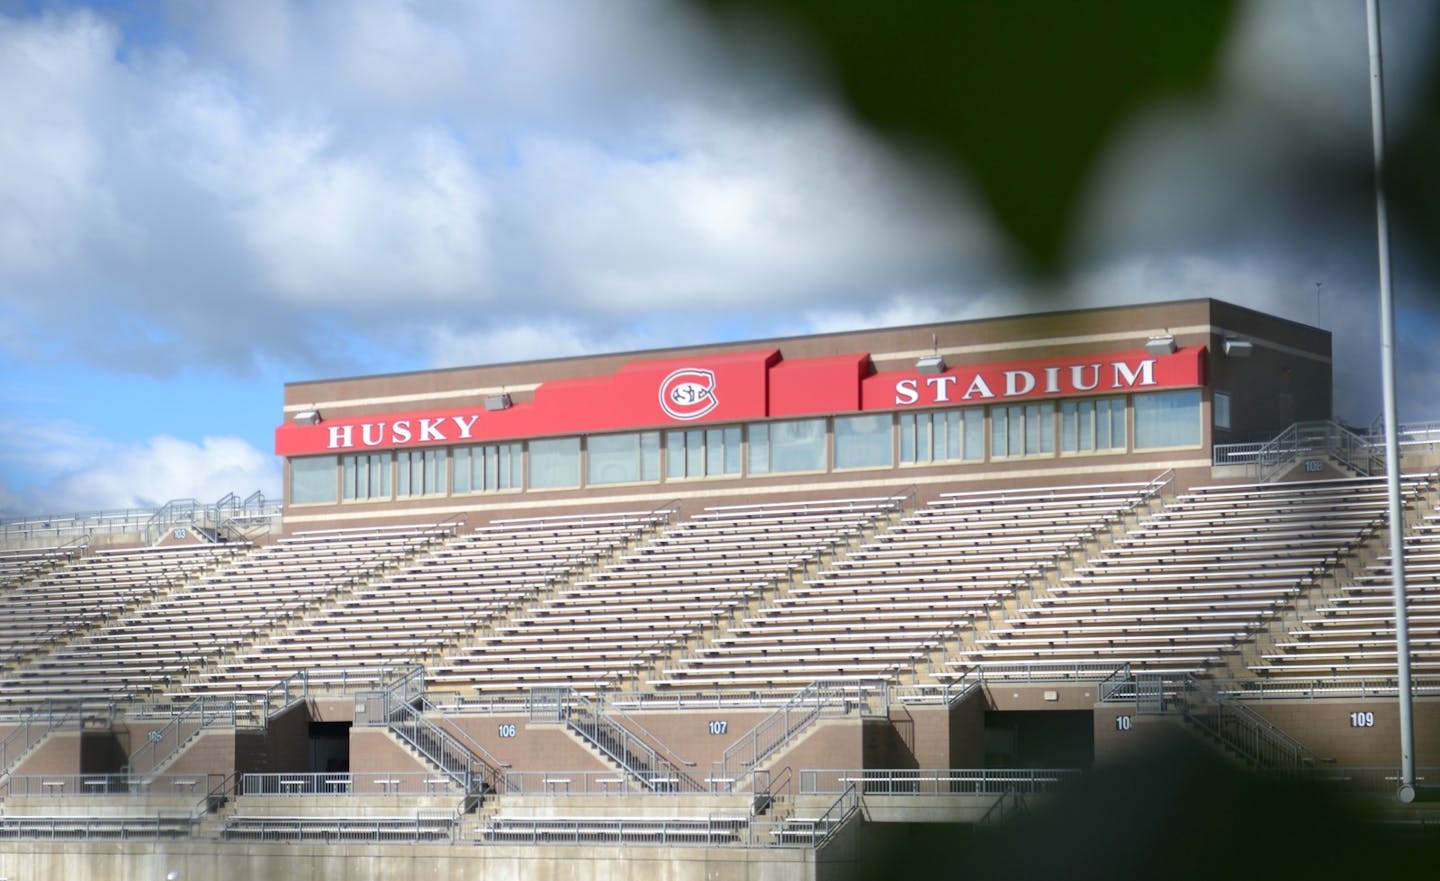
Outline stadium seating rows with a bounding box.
[0,474,1436,706]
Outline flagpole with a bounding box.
[1365,0,1415,804]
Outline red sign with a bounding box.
[274,346,1204,456]
[860,347,1204,410]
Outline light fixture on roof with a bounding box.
[1223,336,1253,357]
[293,409,322,426]
[1145,334,1176,356]
[916,333,946,374]
[484,393,513,411]
[915,355,946,374]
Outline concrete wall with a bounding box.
[0,840,816,881]
[1093,697,1440,770]
[11,731,83,777]
[1246,697,1440,767]
[440,717,611,774]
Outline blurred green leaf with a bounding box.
[695,0,1236,274]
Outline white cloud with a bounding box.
[1,0,1438,520]
[424,321,621,369]
[0,429,280,516]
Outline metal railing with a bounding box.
[1111,673,1323,772]
[1177,678,1322,772]
[239,771,457,797]
[0,702,84,777]
[124,697,238,776]
[965,661,1131,682]
[0,814,196,840]
[1212,441,1268,467]
[357,666,499,795]
[892,671,983,707]
[1212,420,1383,480]
[554,690,701,793]
[223,812,458,843]
[144,492,281,545]
[4,772,226,799]
[718,680,883,780]
[1096,663,1134,702]
[1214,675,1440,700]
[479,815,750,847]
[387,699,497,795]
[799,768,1081,796]
[807,782,860,848]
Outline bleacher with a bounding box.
[425,497,902,694]
[0,546,82,587]
[1253,507,1440,679]
[0,544,244,676]
[650,483,1155,689]
[181,511,667,696]
[0,525,449,706]
[952,477,1415,678]
[0,470,1437,868]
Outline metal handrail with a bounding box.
[0,702,84,777]
[800,767,1081,796]
[124,697,238,776]
[1096,663,1134,702]
[564,691,700,792]
[809,783,860,848]
[718,680,877,779]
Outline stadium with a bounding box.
[0,296,1437,879]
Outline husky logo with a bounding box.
[659,368,719,421]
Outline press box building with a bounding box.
[274,298,1331,525]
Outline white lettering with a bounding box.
[452,414,480,439]
[895,378,919,406]
[961,375,995,400]
[1070,364,1101,392]
[419,418,445,442]
[926,375,959,403]
[1112,360,1157,389]
[393,420,413,444]
[1004,370,1036,397]
[327,425,354,450]
[361,423,387,447]
[1043,366,1061,394]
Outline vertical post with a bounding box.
[1366,0,1416,803]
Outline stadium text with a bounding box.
[326,414,482,450]
[892,358,1158,406]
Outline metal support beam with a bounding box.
[1366,0,1416,804]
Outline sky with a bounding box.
[1,0,1437,517]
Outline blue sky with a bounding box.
[1,0,1438,516]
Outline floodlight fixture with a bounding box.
[293,409,322,426]
[1145,334,1176,356]
[1223,337,1253,357]
[484,394,513,411]
[915,355,946,375]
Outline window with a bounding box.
[397,448,446,497]
[899,408,984,463]
[453,443,522,493]
[289,456,337,504]
[748,418,826,474]
[1134,389,1202,449]
[528,437,581,489]
[588,431,660,485]
[342,453,391,501]
[834,413,893,469]
[1060,397,1127,453]
[1213,391,1232,431]
[990,402,1054,458]
[666,426,741,479]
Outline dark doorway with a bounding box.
[983,710,1093,769]
[309,721,350,773]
